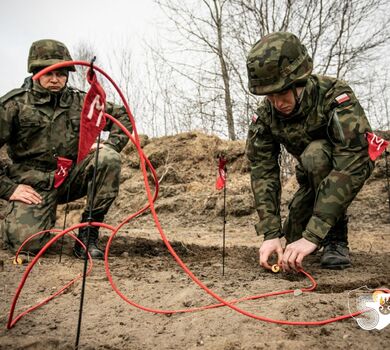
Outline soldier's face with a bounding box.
[266,87,303,116]
[38,70,68,92]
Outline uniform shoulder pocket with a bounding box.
[248,122,265,141]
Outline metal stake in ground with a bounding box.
[75,57,100,350]
[222,164,227,276]
[216,156,228,276]
[385,150,390,214]
[75,134,101,350]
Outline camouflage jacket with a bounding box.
[246,74,373,245]
[0,78,132,199]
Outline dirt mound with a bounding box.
[1,131,390,350]
[114,131,252,221]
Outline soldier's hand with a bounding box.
[259,238,283,270]
[9,184,42,205]
[282,238,317,272]
[89,143,104,152]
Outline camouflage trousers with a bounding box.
[283,140,349,245]
[1,146,121,253]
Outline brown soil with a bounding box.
[0,131,389,350]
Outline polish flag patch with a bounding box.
[252,114,258,123]
[335,93,350,105]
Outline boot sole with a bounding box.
[73,253,104,260]
[73,249,104,260]
[321,263,351,270]
[73,249,87,260]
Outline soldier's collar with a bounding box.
[58,89,72,107]
[30,81,51,104]
[30,80,71,106]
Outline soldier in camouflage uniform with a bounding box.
[0,39,132,260]
[246,32,374,271]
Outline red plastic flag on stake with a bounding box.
[366,132,389,161]
[216,157,227,190]
[77,70,107,163]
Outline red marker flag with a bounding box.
[77,70,107,163]
[216,157,227,190]
[366,132,389,161]
[54,157,73,188]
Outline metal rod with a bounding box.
[75,134,100,349]
[75,59,100,348]
[385,150,390,214]
[222,163,227,276]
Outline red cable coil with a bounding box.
[7,61,385,329]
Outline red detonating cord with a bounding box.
[7,225,95,329]
[7,61,383,329]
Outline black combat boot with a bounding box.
[73,226,104,260]
[321,215,351,269]
[320,241,351,269]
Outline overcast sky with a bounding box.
[0,0,165,94]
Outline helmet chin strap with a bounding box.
[274,84,306,119]
[290,84,305,116]
[290,84,302,115]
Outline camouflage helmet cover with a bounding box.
[28,39,75,73]
[246,32,313,95]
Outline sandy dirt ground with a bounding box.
[0,131,389,350]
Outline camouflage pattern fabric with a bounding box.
[1,146,121,252]
[282,140,349,245]
[0,78,132,253]
[28,39,75,73]
[246,32,313,95]
[246,75,374,246]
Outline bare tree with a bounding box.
[155,0,237,139]
[363,69,390,130]
[153,0,390,139]
[69,1,389,142]
[141,46,189,136]
[69,41,146,138]
[69,41,99,91]
[106,44,145,118]
[231,0,390,78]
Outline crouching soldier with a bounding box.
[0,39,132,259]
[246,32,374,271]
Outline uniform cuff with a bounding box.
[1,182,18,200]
[302,215,332,245]
[254,221,283,240]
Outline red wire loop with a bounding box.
[7,60,377,329]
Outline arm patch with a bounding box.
[335,93,350,105]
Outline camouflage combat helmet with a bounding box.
[28,39,75,73]
[246,32,313,95]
